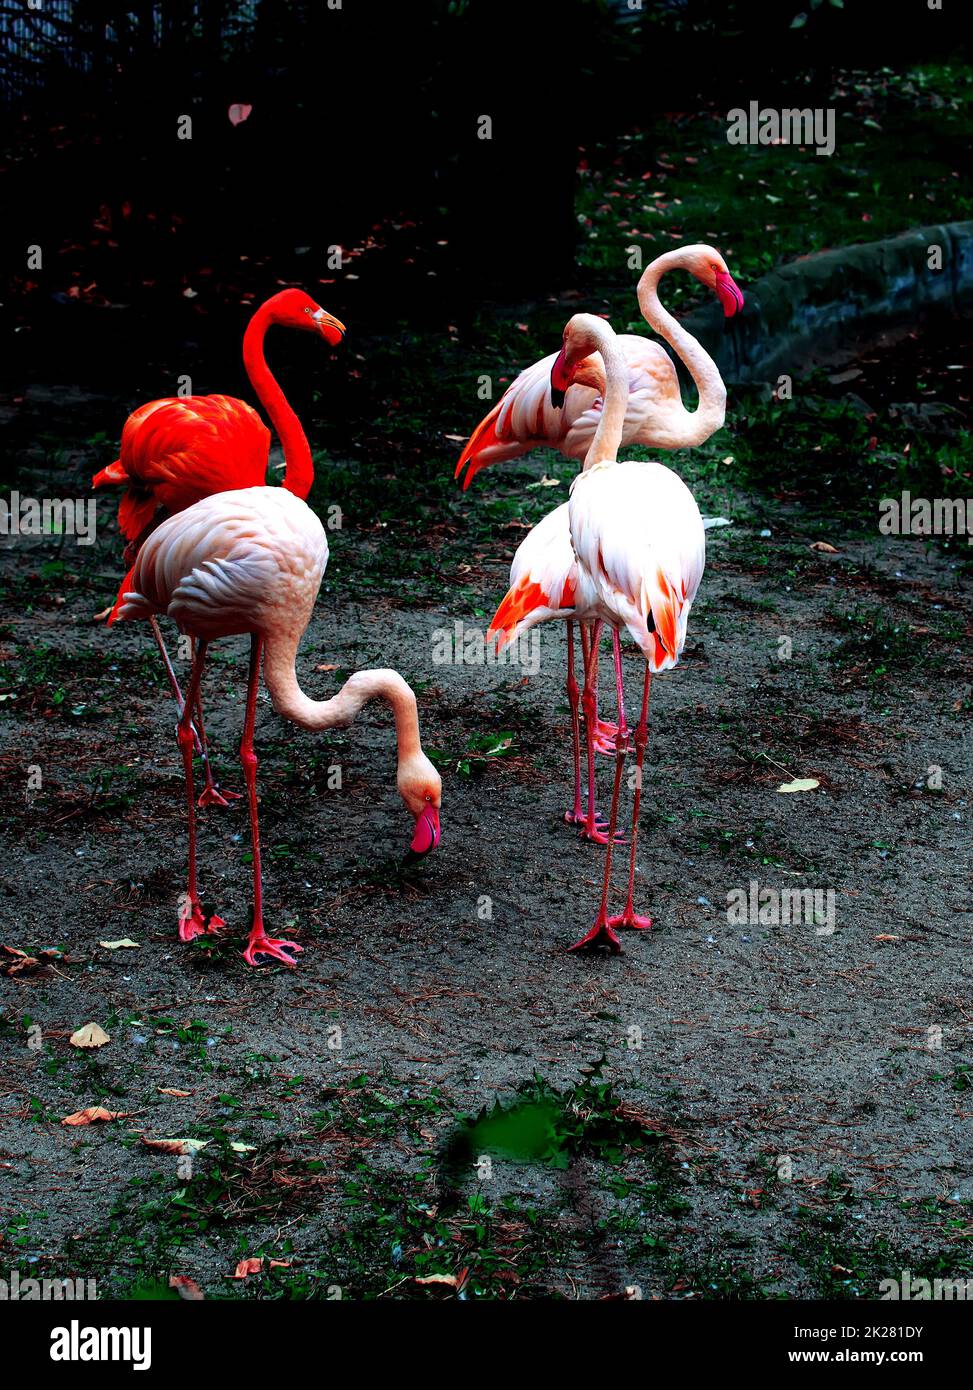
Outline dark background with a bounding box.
[0,0,968,403]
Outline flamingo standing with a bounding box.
[112,486,442,966]
[459,246,740,835]
[94,289,345,804]
[488,314,705,952]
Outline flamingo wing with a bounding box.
[569,460,705,670]
[94,395,271,543]
[487,503,579,648]
[114,487,327,641]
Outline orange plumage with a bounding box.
[93,395,271,548]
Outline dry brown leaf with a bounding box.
[70,1022,111,1049]
[62,1106,127,1126]
[232,1258,265,1279]
[169,1275,205,1300]
[809,541,840,554]
[415,1268,468,1289]
[873,934,900,942]
[99,939,139,951]
[158,1088,191,1098]
[142,1136,208,1155]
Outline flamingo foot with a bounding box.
[578,822,628,847]
[197,784,242,808]
[607,910,653,932]
[568,914,622,954]
[243,932,302,968]
[178,904,225,943]
[591,718,620,756]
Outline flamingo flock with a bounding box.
[98,248,741,965]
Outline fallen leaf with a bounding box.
[778,778,820,794]
[415,1269,467,1288]
[873,934,900,942]
[99,938,139,951]
[809,541,840,554]
[158,1088,191,1098]
[526,474,562,490]
[62,1106,128,1126]
[1,946,41,976]
[228,103,252,126]
[142,1136,208,1155]
[169,1275,205,1300]
[70,1022,110,1049]
[232,1258,265,1279]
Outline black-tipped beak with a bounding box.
[550,385,565,409]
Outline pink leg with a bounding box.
[240,636,302,967]
[192,650,241,808]
[569,727,628,953]
[609,667,653,933]
[579,622,624,845]
[175,639,225,943]
[563,622,584,826]
[150,616,201,756]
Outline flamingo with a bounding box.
[111,485,442,967]
[454,245,743,488]
[94,289,345,805]
[488,314,705,953]
[459,246,739,834]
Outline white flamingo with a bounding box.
[489,314,705,952]
[112,486,442,966]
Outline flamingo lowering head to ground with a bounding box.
[455,244,743,487]
[111,486,442,967]
[490,313,704,952]
[94,289,345,805]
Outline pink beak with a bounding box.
[404,806,440,864]
[715,270,744,318]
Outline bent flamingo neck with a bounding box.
[580,320,630,469]
[243,302,314,500]
[636,254,727,446]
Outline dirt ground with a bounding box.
[1,383,972,1301]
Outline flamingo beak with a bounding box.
[403,806,440,865]
[715,271,744,318]
[550,348,571,408]
[455,452,487,491]
[312,309,346,345]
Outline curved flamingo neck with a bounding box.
[243,303,313,500]
[636,253,727,445]
[580,320,630,469]
[262,638,422,761]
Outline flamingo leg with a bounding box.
[609,666,653,933]
[569,722,628,953]
[175,640,224,943]
[240,636,302,967]
[150,616,201,756]
[562,621,584,826]
[191,643,241,809]
[588,620,619,757]
[579,621,624,845]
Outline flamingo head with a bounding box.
[399,752,442,864]
[549,313,608,407]
[689,248,744,319]
[266,288,346,344]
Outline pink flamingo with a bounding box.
[112,485,442,966]
[95,289,345,805]
[455,245,743,486]
[462,246,739,835]
[489,314,705,952]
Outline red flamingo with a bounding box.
[94,289,345,803]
